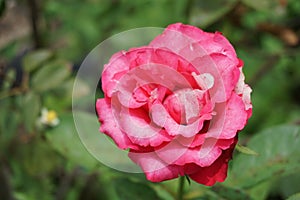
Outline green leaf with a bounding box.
[246,180,273,200]
[235,144,259,156]
[286,193,300,200]
[276,173,300,199]
[189,0,237,28]
[22,92,41,133]
[241,0,280,11]
[31,60,71,92]
[1,68,15,92]
[22,50,53,72]
[43,78,75,111]
[18,137,60,176]
[13,192,30,200]
[0,98,21,153]
[186,184,252,200]
[261,34,284,54]
[113,178,162,200]
[152,184,175,200]
[227,125,300,188]
[45,112,97,169]
[211,185,253,200]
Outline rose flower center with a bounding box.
[163,89,205,125]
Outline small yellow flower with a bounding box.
[39,108,60,127]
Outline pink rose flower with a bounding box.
[96,23,252,186]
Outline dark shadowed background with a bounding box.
[0,0,300,200]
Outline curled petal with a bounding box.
[102,51,130,97]
[115,62,192,109]
[160,23,238,61]
[151,103,211,137]
[192,72,215,90]
[242,84,252,117]
[155,137,235,168]
[128,151,184,182]
[155,138,222,167]
[188,139,237,186]
[96,99,141,150]
[235,67,253,117]
[205,93,248,139]
[111,95,173,147]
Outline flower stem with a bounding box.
[177,176,185,200]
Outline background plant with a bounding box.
[0,0,300,199]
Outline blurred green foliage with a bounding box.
[1,0,300,199]
[0,0,5,16]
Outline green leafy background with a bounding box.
[1,0,300,199]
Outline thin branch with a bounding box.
[27,0,42,48]
[55,167,81,200]
[248,55,280,87]
[177,176,185,200]
[0,163,15,200]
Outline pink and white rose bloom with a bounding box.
[96,23,252,186]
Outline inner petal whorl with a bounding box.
[163,89,205,125]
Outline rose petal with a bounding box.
[102,51,130,97]
[155,138,221,167]
[196,138,223,166]
[234,68,252,117]
[116,63,192,109]
[190,53,240,102]
[192,72,215,90]
[188,139,237,186]
[177,134,206,148]
[209,53,240,100]
[128,151,184,182]
[205,93,248,139]
[188,157,228,186]
[163,88,207,124]
[97,23,251,186]
[111,96,173,147]
[235,69,245,94]
[243,84,253,118]
[155,137,235,168]
[155,139,192,166]
[151,103,210,137]
[96,99,141,150]
[150,23,241,102]
[163,23,238,60]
